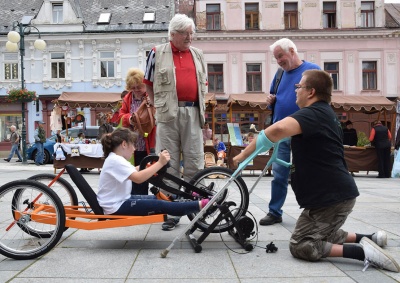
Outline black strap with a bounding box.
[269,68,284,125]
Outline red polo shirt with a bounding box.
[144,43,198,102]
[171,43,198,102]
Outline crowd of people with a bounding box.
[3,14,398,274]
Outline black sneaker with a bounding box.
[162,218,180,231]
[3,159,10,162]
[259,213,282,226]
[16,160,22,162]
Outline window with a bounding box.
[362,61,377,90]
[324,62,339,90]
[246,64,262,92]
[208,64,224,93]
[51,52,65,79]
[323,2,336,28]
[284,3,298,29]
[98,13,111,24]
[4,53,18,80]
[100,51,115,78]
[143,12,155,22]
[245,3,259,30]
[206,4,221,30]
[361,1,374,27]
[0,114,22,142]
[52,3,63,24]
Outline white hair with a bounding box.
[168,14,195,41]
[270,38,298,53]
[10,125,16,131]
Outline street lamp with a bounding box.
[6,21,46,164]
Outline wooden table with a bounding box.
[344,146,379,172]
[53,143,104,173]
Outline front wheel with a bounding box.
[0,180,65,260]
[188,167,249,233]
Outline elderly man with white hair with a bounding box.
[4,125,22,162]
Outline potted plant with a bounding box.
[7,88,37,103]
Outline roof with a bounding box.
[0,0,173,34]
[205,93,217,106]
[227,93,269,110]
[330,95,396,113]
[225,93,396,113]
[385,4,400,28]
[56,92,122,108]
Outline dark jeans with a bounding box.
[112,195,200,216]
[376,147,391,178]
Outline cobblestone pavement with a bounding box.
[0,160,399,282]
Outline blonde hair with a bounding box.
[125,68,145,91]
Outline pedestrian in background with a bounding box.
[33,121,46,166]
[261,38,320,226]
[4,125,22,162]
[369,121,392,178]
[119,68,156,195]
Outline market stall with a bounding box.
[53,142,105,173]
[225,93,272,170]
[52,91,122,172]
[331,95,396,172]
[205,93,217,136]
[225,94,396,173]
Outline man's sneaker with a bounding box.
[162,218,180,231]
[259,213,282,226]
[360,237,400,273]
[372,231,387,247]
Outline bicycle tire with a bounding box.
[26,174,78,235]
[188,167,249,233]
[0,180,65,260]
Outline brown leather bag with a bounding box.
[130,95,156,136]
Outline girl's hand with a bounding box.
[158,150,170,166]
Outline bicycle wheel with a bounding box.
[188,167,249,233]
[27,174,78,234]
[0,180,65,260]
[28,174,78,207]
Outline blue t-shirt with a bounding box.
[270,61,320,123]
[214,141,226,152]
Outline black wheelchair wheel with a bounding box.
[188,167,249,233]
[0,180,65,260]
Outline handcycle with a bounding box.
[0,131,289,260]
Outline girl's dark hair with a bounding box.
[101,128,138,158]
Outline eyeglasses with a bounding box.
[295,84,310,89]
[176,31,194,37]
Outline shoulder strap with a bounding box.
[273,68,284,94]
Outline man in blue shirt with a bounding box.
[261,38,320,226]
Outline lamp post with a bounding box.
[6,21,46,164]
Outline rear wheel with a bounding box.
[28,174,78,234]
[0,180,65,260]
[188,167,249,233]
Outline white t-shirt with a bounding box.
[97,152,136,214]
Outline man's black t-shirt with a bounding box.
[290,101,359,208]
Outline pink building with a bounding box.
[189,1,400,140]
